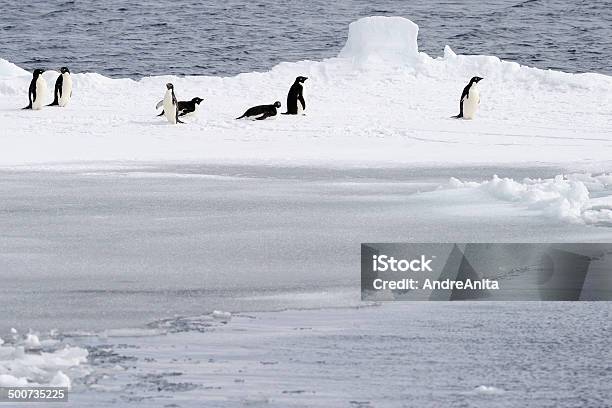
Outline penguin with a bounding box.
[157,97,203,117]
[452,76,483,119]
[48,67,72,107]
[155,83,183,124]
[236,101,281,120]
[23,69,47,110]
[282,76,307,115]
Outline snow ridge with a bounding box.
[449,173,612,226]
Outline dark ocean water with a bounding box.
[1,0,611,78]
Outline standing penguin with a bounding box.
[48,67,72,107]
[282,76,307,115]
[452,76,483,119]
[155,83,183,124]
[23,69,47,110]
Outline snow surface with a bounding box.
[2,16,612,404]
[1,16,611,168]
[9,302,609,408]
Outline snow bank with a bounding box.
[0,17,611,167]
[449,174,612,225]
[0,58,29,78]
[0,333,88,389]
[338,16,420,66]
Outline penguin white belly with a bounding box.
[163,91,177,124]
[462,87,480,120]
[58,74,72,107]
[32,76,48,110]
[296,99,304,114]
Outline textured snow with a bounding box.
[0,16,611,167]
[0,333,88,389]
[47,302,612,407]
[448,173,612,225]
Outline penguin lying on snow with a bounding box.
[48,67,72,107]
[155,83,183,124]
[282,76,307,115]
[23,69,47,110]
[452,76,483,119]
[157,97,204,117]
[237,101,281,120]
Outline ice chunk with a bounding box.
[50,371,71,388]
[212,310,232,322]
[472,385,505,395]
[448,173,612,226]
[444,45,457,59]
[0,337,87,390]
[338,16,419,66]
[0,374,29,387]
[24,334,41,350]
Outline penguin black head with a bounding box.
[60,67,70,74]
[274,101,281,108]
[192,97,203,104]
[166,83,174,90]
[33,68,45,77]
[470,76,483,84]
[295,76,308,83]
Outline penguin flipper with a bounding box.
[157,110,165,117]
[155,100,164,109]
